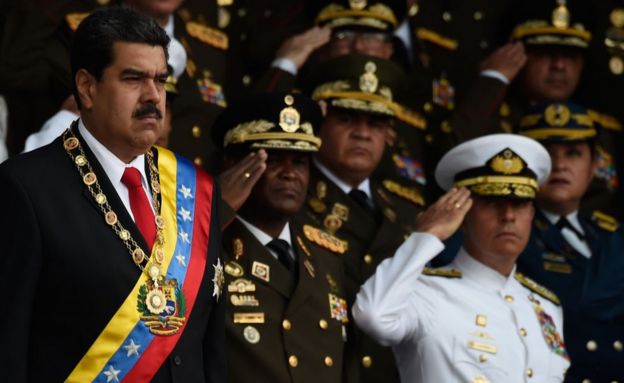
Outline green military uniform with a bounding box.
[212,92,357,382]
[300,54,426,383]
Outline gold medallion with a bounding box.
[96,193,107,205]
[151,180,161,194]
[155,215,165,229]
[75,155,87,166]
[105,211,118,225]
[64,137,79,150]
[610,56,624,75]
[119,230,130,240]
[83,172,97,185]
[146,289,167,314]
[147,264,161,280]
[133,248,146,264]
[155,249,165,264]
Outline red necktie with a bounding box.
[121,167,156,250]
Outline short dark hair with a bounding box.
[70,6,170,108]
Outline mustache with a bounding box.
[133,104,162,119]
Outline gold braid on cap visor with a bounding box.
[313,90,399,116]
[454,176,539,199]
[316,4,397,27]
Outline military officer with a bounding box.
[517,101,624,382]
[299,54,426,383]
[354,133,571,382]
[212,93,356,382]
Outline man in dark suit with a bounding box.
[0,8,224,382]
[212,93,355,382]
[517,101,624,382]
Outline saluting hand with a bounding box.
[275,26,332,69]
[414,187,472,241]
[480,41,527,82]
[219,150,268,211]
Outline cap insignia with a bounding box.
[552,0,570,29]
[544,103,571,127]
[349,0,367,11]
[279,95,301,133]
[490,149,524,175]
[360,61,379,94]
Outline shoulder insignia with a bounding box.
[186,21,229,50]
[382,179,425,206]
[591,210,619,232]
[233,238,244,260]
[514,272,560,306]
[422,267,462,278]
[303,225,348,254]
[415,27,458,50]
[588,109,622,131]
[65,12,90,31]
[395,105,427,130]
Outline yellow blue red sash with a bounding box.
[66,147,214,382]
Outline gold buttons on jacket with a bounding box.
[504,295,514,303]
[324,356,333,367]
[479,354,488,363]
[614,340,623,351]
[581,379,591,383]
[526,368,533,378]
[442,11,452,22]
[193,157,203,167]
[282,319,292,331]
[520,328,527,337]
[586,340,598,351]
[363,254,373,265]
[191,125,202,138]
[361,356,372,368]
[288,355,298,367]
[319,319,328,330]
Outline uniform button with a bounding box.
[319,319,328,330]
[193,157,203,166]
[586,340,598,351]
[582,380,591,383]
[504,295,514,303]
[423,102,433,113]
[282,319,292,331]
[173,355,182,365]
[289,355,298,367]
[614,340,623,351]
[473,11,484,20]
[192,125,202,138]
[479,354,488,363]
[425,134,433,143]
[237,8,247,17]
[520,328,527,337]
[363,254,373,265]
[526,368,533,377]
[361,356,372,368]
[324,356,333,367]
[242,75,251,86]
[442,11,452,22]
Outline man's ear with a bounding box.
[75,69,96,110]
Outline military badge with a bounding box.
[432,77,455,110]
[137,277,186,336]
[303,225,348,254]
[382,180,425,206]
[323,213,343,233]
[233,238,244,260]
[243,325,261,344]
[530,296,569,360]
[329,293,349,323]
[296,236,312,257]
[326,273,339,294]
[392,154,426,185]
[231,294,259,306]
[196,71,227,107]
[308,197,327,213]
[303,259,316,278]
[360,61,379,93]
[228,278,256,293]
[251,261,270,282]
[279,95,301,132]
[594,146,618,190]
[212,258,224,301]
[331,203,349,221]
[225,260,244,277]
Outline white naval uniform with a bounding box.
[353,232,570,382]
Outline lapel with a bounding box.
[73,127,151,254]
[285,223,320,316]
[225,219,295,299]
[578,215,602,261]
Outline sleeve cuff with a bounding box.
[271,58,298,76]
[480,69,510,85]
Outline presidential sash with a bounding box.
[66,147,214,382]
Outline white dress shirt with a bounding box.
[313,159,373,199]
[541,210,591,259]
[237,216,295,261]
[353,232,570,382]
[78,120,154,220]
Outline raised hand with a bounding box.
[414,187,472,240]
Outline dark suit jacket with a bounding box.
[0,133,225,382]
[518,210,624,382]
[223,218,356,382]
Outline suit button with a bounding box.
[614,340,623,351]
[526,368,533,377]
[504,295,514,303]
[194,157,203,167]
[479,354,488,363]
[582,380,591,383]
[242,75,251,86]
[324,356,333,367]
[442,11,451,22]
[361,356,372,368]
[519,328,527,337]
[173,355,182,365]
[319,319,328,330]
[288,355,298,367]
[363,254,373,265]
[282,319,292,331]
[192,125,202,138]
[586,340,598,351]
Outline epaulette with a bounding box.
[65,12,90,31]
[415,27,458,50]
[591,210,619,232]
[382,179,425,206]
[303,225,348,254]
[186,21,229,50]
[395,105,427,130]
[514,272,560,306]
[422,267,462,278]
[588,109,622,131]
